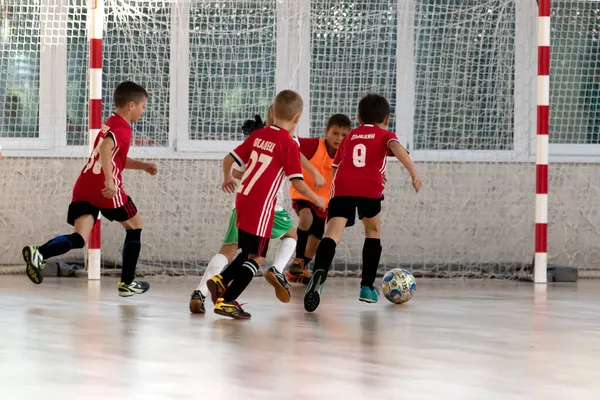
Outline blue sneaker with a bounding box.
[304,269,326,312]
[359,286,379,304]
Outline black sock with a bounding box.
[38,233,85,259]
[361,238,382,289]
[223,259,258,302]
[303,257,312,267]
[220,252,247,285]
[121,229,142,285]
[313,237,336,281]
[296,228,309,259]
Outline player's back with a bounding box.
[72,113,132,208]
[231,125,303,236]
[332,124,398,199]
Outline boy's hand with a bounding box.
[412,177,422,193]
[314,196,326,212]
[221,176,237,193]
[313,171,326,189]
[102,180,117,199]
[145,162,158,176]
[241,115,265,136]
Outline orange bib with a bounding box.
[290,139,334,207]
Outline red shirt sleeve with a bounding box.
[298,137,320,159]
[231,135,253,167]
[386,130,400,148]
[281,137,303,180]
[332,135,347,168]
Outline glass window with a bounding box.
[188,1,276,141]
[66,0,170,147]
[0,2,40,139]
[413,0,515,150]
[311,0,397,137]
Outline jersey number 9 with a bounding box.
[352,144,367,168]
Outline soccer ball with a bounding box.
[381,268,416,304]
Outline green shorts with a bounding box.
[222,208,293,245]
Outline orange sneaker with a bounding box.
[286,258,311,284]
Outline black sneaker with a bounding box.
[118,280,150,297]
[189,290,206,314]
[304,269,326,312]
[264,266,291,303]
[23,245,45,285]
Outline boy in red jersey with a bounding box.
[22,81,157,297]
[287,114,352,284]
[208,90,326,319]
[304,93,422,312]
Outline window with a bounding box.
[0,2,40,139]
[311,0,397,136]
[413,0,515,150]
[103,1,170,147]
[551,1,600,145]
[188,1,276,142]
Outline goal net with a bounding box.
[0,0,596,278]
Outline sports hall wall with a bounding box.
[2,1,600,277]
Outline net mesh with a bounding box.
[1,0,598,278]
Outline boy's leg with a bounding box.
[190,209,240,313]
[215,230,269,319]
[358,198,383,303]
[196,244,237,292]
[264,212,296,303]
[288,202,313,281]
[101,196,149,297]
[190,243,237,314]
[304,197,355,312]
[23,202,96,284]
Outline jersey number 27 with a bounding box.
[238,150,273,195]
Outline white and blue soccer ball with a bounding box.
[381,268,416,304]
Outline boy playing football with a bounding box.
[304,93,422,312]
[22,81,157,297]
[287,114,352,284]
[208,90,325,319]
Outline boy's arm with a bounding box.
[291,179,326,211]
[125,157,158,175]
[232,168,244,180]
[99,136,116,198]
[222,153,237,193]
[388,141,422,192]
[300,153,325,188]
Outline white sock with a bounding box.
[197,253,229,296]
[273,237,297,274]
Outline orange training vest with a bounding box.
[290,139,334,207]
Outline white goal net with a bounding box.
[0,0,598,278]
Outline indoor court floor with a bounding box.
[1,275,599,400]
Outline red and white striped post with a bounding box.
[535,0,550,284]
[88,0,103,280]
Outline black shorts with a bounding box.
[67,197,138,226]
[327,196,382,227]
[292,199,326,239]
[238,229,270,258]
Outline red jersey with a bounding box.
[72,113,132,209]
[331,124,399,199]
[231,125,303,237]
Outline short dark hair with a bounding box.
[326,114,351,130]
[114,81,148,108]
[358,93,390,125]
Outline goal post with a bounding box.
[87,0,103,280]
[535,0,550,284]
